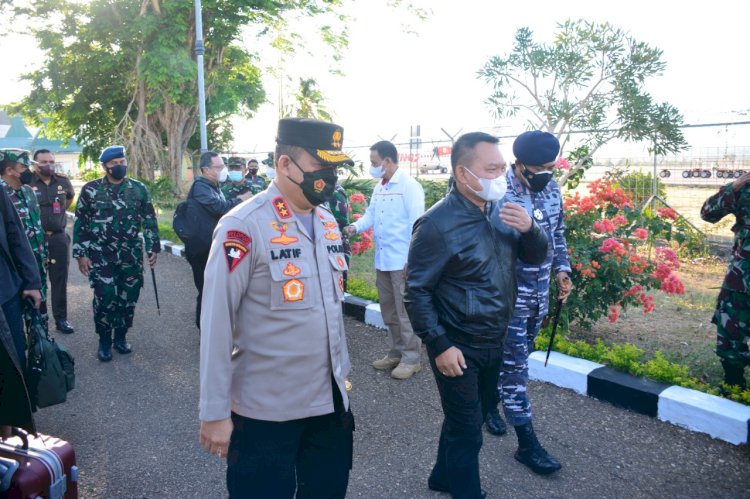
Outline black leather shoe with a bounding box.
[55,319,75,334]
[427,476,449,493]
[113,341,132,354]
[427,478,485,498]
[485,408,507,436]
[98,344,112,362]
[513,422,562,475]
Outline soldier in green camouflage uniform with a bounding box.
[701,174,750,389]
[220,156,262,199]
[73,145,160,362]
[0,149,49,333]
[327,182,351,291]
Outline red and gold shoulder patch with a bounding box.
[226,230,251,246]
[224,238,250,272]
[282,279,305,302]
[339,275,345,293]
[273,196,292,219]
[336,256,346,268]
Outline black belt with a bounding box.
[445,324,503,347]
[45,230,64,236]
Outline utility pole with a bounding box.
[194,0,208,153]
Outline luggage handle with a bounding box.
[10,428,29,450]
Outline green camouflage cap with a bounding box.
[0,148,35,167]
[227,156,246,168]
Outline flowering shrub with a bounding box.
[348,192,374,256]
[559,177,687,329]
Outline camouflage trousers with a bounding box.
[88,259,143,337]
[497,314,545,426]
[712,287,750,367]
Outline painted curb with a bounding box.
[340,298,750,445]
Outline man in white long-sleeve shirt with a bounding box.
[344,140,425,379]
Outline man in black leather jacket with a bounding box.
[186,151,251,329]
[405,132,547,498]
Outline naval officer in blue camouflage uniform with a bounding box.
[485,131,573,475]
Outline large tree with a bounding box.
[10,0,350,191]
[479,19,688,184]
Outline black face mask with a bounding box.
[107,164,128,180]
[249,167,259,175]
[521,165,553,192]
[19,169,34,185]
[288,156,337,206]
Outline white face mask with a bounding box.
[463,167,507,202]
[369,164,384,178]
[217,168,228,183]
[266,168,276,180]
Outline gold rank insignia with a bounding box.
[332,129,342,149]
[323,221,338,230]
[283,262,302,277]
[273,196,292,219]
[270,222,299,245]
[282,279,305,302]
[324,231,340,241]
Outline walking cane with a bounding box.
[149,256,161,315]
[544,298,564,367]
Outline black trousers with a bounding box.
[45,231,70,322]
[1,294,25,370]
[428,341,503,499]
[185,249,208,329]
[226,387,353,499]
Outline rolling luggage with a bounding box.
[0,429,78,498]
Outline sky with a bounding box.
[1,0,748,164]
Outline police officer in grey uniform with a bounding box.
[199,118,354,498]
[30,149,76,334]
[485,131,573,475]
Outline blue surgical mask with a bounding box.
[227,171,243,183]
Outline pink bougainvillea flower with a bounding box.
[633,228,648,240]
[657,207,678,220]
[349,193,366,204]
[555,157,571,170]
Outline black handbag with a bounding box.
[24,302,75,409]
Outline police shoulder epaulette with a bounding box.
[55,172,68,178]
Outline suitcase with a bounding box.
[0,429,78,499]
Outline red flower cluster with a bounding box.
[555,158,572,170]
[657,207,679,221]
[562,176,688,327]
[351,229,374,256]
[598,237,627,256]
[349,193,366,204]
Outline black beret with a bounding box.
[513,131,560,166]
[277,118,353,167]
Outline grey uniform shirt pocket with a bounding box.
[268,258,317,310]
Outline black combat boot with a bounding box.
[98,332,113,362]
[113,328,132,354]
[485,407,507,436]
[720,359,746,394]
[513,422,562,475]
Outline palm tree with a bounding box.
[283,78,333,121]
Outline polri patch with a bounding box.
[224,240,249,272]
[226,230,251,246]
[282,279,305,302]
